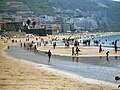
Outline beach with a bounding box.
[0,35,119,90]
[37,33,120,57]
[37,45,120,57]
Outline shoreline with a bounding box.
[3,41,119,85]
[3,45,118,87]
[0,35,119,90]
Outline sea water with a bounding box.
[5,43,120,85]
[77,34,120,47]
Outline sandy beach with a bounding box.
[37,45,120,57]
[0,36,119,90]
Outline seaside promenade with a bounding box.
[0,33,119,90]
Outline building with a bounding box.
[52,24,61,33]
[0,21,6,32]
[62,22,71,33]
[3,32,26,38]
[5,22,23,32]
[23,28,46,36]
[23,25,59,36]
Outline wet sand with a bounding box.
[0,36,119,90]
[37,45,120,57]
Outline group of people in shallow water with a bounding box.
[72,47,80,56]
[20,41,52,63]
[6,35,118,63]
[19,39,117,62]
[98,41,118,61]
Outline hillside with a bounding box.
[26,0,120,31]
[17,0,55,15]
[0,0,31,13]
[0,0,120,31]
[49,0,108,11]
[0,0,54,15]
[107,1,120,31]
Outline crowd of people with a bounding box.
[2,33,119,63]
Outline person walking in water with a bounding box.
[7,46,9,49]
[106,51,109,61]
[76,47,80,56]
[48,50,52,62]
[53,42,56,49]
[20,42,22,48]
[23,43,26,48]
[106,51,109,57]
[72,47,75,56]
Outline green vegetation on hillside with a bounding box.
[16,0,55,15]
[0,0,54,15]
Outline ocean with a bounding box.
[77,34,120,48]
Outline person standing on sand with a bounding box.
[48,50,52,61]
[99,44,102,53]
[114,40,117,53]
